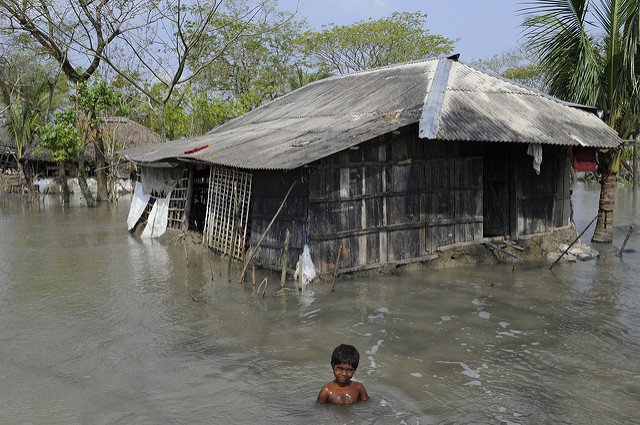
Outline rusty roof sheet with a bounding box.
[120,58,622,170]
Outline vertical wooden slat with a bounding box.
[509,145,519,239]
[379,144,388,263]
[203,165,253,260]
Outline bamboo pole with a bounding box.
[549,215,598,270]
[633,138,638,190]
[183,235,197,301]
[228,182,240,281]
[240,248,249,284]
[252,265,256,288]
[281,229,291,288]
[617,226,635,257]
[257,277,268,298]
[298,254,303,292]
[331,245,343,292]
[239,181,297,283]
[182,164,195,231]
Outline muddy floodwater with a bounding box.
[1,183,639,424]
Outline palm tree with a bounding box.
[522,0,640,242]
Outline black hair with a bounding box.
[331,344,360,370]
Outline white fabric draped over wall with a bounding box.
[126,167,182,237]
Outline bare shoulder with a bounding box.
[316,382,334,403]
[353,381,369,401]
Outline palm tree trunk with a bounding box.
[592,171,616,243]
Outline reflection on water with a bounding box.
[1,184,639,424]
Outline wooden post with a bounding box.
[331,245,342,292]
[240,251,249,285]
[252,265,256,288]
[298,254,303,291]
[550,215,598,270]
[182,164,195,231]
[617,225,635,256]
[239,181,296,283]
[281,229,291,288]
[633,137,638,190]
[228,182,242,282]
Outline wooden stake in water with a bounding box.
[239,181,297,284]
[281,229,291,289]
[252,265,256,288]
[298,254,303,291]
[331,245,342,292]
[617,225,635,257]
[549,215,598,270]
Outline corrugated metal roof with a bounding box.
[120,58,622,170]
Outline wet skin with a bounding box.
[316,363,369,405]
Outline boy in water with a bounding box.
[316,344,369,405]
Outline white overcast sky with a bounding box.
[279,0,524,61]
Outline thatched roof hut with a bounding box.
[24,116,160,176]
[86,116,161,158]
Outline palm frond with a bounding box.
[522,0,602,104]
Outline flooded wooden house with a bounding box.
[121,57,621,274]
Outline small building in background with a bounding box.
[0,126,17,171]
[120,57,622,274]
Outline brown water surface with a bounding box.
[1,183,639,424]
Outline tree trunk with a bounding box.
[92,126,108,202]
[72,162,96,207]
[21,162,39,202]
[59,163,70,205]
[592,171,616,243]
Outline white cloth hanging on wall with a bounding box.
[141,191,172,238]
[527,143,543,175]
[126,165,182,237]
[127,181,151,230]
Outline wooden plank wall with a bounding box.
[249,170,309,271]
[513,144,571,236]
[308,124,484,274]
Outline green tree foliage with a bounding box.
[300,12,456,75]
[39,110,82,163]
[76,81,123,124]
[287,66,333,91]
[188,11,307,112]
[189,92,251,136]
[522,0,640,137]
[0,36,68,169]
[73,79,125,201]
[473,47,546,91]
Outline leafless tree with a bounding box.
[0,0,159,201]
[1,0,294,199]
[102,0,283,140]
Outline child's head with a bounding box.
[331,344,360,370]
